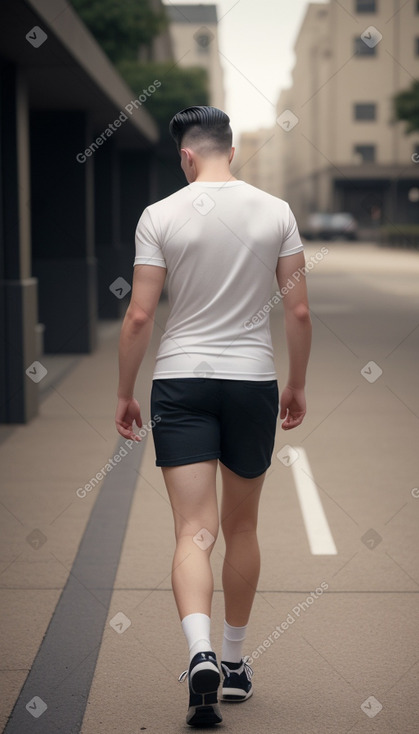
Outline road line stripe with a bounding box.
[4,437,146,734]
[291,447,337,555]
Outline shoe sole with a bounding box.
[190,663,220,694]
[187,702,222,727]
[187,658,222,726]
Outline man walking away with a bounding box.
[115,106,312,727]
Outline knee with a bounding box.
[175,521,220,548]
[221,518,257,541]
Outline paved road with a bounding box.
[0,242,418,733]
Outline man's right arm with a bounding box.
[276,251,312,430]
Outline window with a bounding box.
[356,0,376,11]
[354,144,376,163]
[194,29,214,55]
[354,37,377,55]
[354,103,376,120]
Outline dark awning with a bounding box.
[0,0,159,148]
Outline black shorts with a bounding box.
[150,378,279,478]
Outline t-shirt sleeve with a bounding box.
[133,207,167,268]
[278,205,304,258]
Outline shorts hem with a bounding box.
[156,451,221,468]
[220,460,271,479]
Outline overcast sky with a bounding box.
[163,0,328,140]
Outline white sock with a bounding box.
[222,620,247,663]
[181,613,212,662]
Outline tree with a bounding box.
[70,0,209,134]
[70,0,167,63]
[117,60,209,136]
[394,80,419,134]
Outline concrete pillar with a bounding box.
[0,61,38,423]
[119,148,151,281]
[95,144,123,319]
[31,110,97,353]
[95,147,153,319]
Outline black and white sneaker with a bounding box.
[178,651,222,727]
[220,656,253,702]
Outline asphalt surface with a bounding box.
[0,241,418,734]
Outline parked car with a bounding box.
[301,212,358,240]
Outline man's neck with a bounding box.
[194,168,237,183]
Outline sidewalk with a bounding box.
[1,244,418,733]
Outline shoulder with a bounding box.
[239,182,289,209]
[239,182,291,216]
[145,185,192,218]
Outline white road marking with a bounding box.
[291,447,337,555]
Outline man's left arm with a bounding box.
[115,264,166,440]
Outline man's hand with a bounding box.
[280,385,306,430]
[115,397,143,441]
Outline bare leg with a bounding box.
[162,460,219,620]
[220,463,266,627]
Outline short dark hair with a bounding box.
[169,106,232,155]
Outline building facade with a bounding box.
[276,0,419,228]
[165,4,225,109]
[232,128,282,195]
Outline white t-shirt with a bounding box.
[133,180,304,380]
